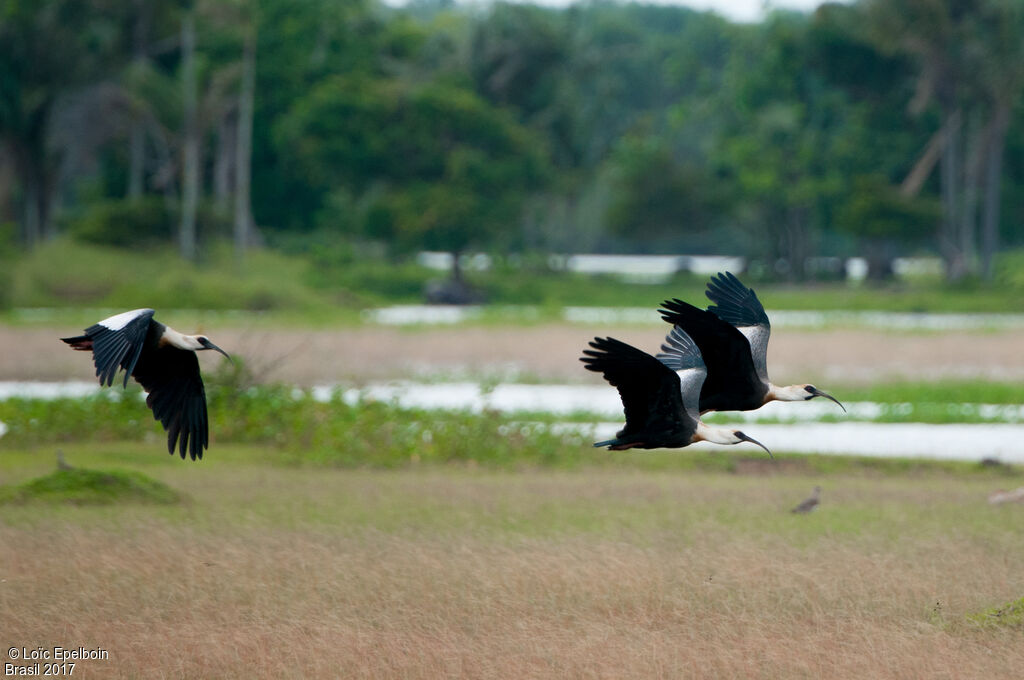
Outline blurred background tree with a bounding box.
[1,0,1023,288]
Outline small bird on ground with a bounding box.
[580,326,771,456]
[791,486,822,514]
[61,309,230,460]
[56,450,73,470]
[659,272,845,414]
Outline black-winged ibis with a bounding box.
[61,309,230,460]
[659,272,844,414]
[580,326,771,456]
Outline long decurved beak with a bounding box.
[736,431,773,459]
[199,338,232,362]
[809,387,845,412]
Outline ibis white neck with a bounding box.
[163,327,204,351]
[694,421,741,445]
[767,383,810,403]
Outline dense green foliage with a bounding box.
[2,0,1023,288]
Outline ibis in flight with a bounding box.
[61,309,230,460]
[580,326,771,456]
[659,272,844,414]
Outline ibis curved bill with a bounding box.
[61,308,231,460]
[580,326,771,457]
[659,272,845,415]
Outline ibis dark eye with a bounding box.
[805,385,816,393]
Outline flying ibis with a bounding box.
[791,486,821,514]
[580,326,771,456]
[61,309,230,460]
[659,272,844,414]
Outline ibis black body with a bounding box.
[657,299,768,412]
[580,336,697,450]
[580,329,771,456]
[660,272,844,415]
[61,309,230,460]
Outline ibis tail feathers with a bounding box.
[61,335,93,351]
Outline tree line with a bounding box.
[1,0,1022,281]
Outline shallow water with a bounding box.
[582,422,1024,463]
[365,305,1024,330]
[2,380,1020,462]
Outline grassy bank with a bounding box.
[6,239,1024,321]
[3,377,1024,467]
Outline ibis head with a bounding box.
[196,336,231,360]
[694,421,772,458]
[163,328,231,360]
[769,383,845,412]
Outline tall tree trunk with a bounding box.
[981,102,1010,281]
[128,0,150,199]
[0,150,13,225]
[180,12,199,261]
[783,205,808,281]
[214,114,234,211]
[939,107,965,280]
[14,140,49,248]
[129,123,145,199]
[23,176,41,249]
[233,19,256,259]
[958,112,983,275]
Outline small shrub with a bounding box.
[66,197,175,247]
[0,467,182,505]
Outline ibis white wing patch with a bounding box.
[736,324,770,384]
[656,326,707,423]
[98,308,156,331]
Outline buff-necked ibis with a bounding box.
[580,326,771,456]
[61,309,230,460]
[659,272,844,414]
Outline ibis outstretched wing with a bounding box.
[705,272,771,383]
[580,337,690,437]
[62,308,155,388]
[658,298,765,412]
[132,346,209,460]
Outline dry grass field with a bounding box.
[2,448,1023,679]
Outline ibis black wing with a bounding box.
[62,308,155,388]
[705,272,771,384]
[131,345,209,460]
[658,298,766,412]
[580,337,690,437]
